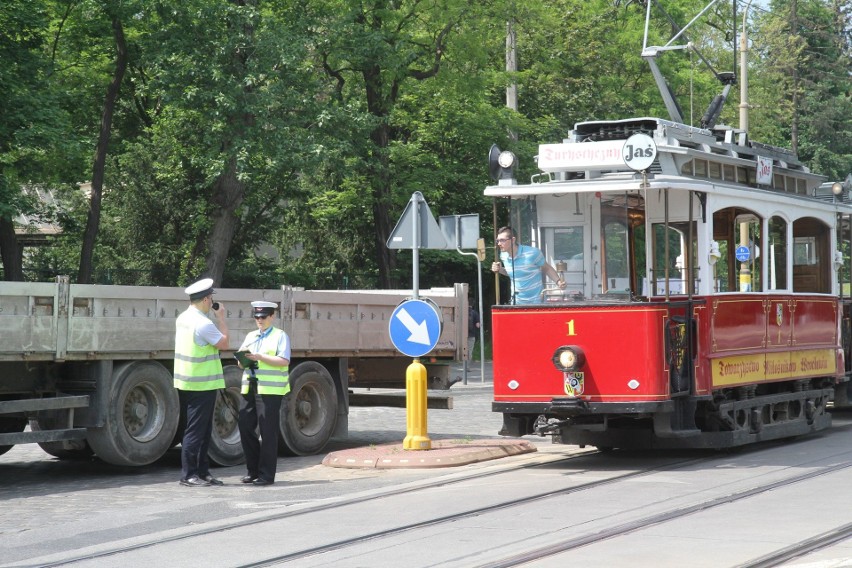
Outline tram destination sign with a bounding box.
[537,140,625,172]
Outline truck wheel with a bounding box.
[31,411,93,460]
[207,365,245,466]
[86,361,179,467]
[278,362,338,456]
[0,417,26,457]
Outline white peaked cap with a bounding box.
[185,278,214,299]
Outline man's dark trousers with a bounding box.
[180,389,217,480]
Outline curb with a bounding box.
[322,438,536,469]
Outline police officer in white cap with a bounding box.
[174,278,229,487]
[236,300,291,486]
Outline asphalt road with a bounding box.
[4,364,852,567]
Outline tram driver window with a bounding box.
[543,227,585,291]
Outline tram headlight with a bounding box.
[552,345,585,372]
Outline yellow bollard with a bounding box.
[403,358,431,450]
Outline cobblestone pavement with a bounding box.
[0,362,559,565]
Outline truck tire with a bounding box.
[30,411,93,460]
[86,361,179,467]
[278,362,338,456]
[0,416,26,457]
[207,364,245,466]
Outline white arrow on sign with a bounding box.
[395,308,431,345]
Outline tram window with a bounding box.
[773,174,785,191]
[768,216,788,290]
[792,218,829,293]
[649,222,696,296]
[723,164,735,181]
[695,160,708,178]
[680,160,693,176]
[709,162,722,180]
[797,179,807,195]
[545,227,585,290]
[794,238,817,265]
[714,240,730,292]
[734,214,761,291]
[737,166,749,185]
[603,221,630,292]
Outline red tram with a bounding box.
[486,3,852,450]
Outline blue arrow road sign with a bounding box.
[389,299,442,358]
[735,245,750,262]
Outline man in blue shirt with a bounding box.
[491,226,565,304]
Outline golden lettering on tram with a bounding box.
[711,349,836,387]
[566,319,577,336]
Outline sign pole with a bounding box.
[412,192,420,300]
[387,192,449,451]
[449,216,486,384]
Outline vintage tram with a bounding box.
[486,3,852,451]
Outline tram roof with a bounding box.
[484,117,840,208]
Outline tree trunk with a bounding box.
[0,217,24,281]
[203,159,244,284]
[78,17,127,284]
[364,64,397,289]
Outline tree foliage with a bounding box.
[4,0,850,295]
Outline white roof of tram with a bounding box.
[484,116,845,213]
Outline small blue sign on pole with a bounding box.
[735,246,750,262]
[389,299,442,358]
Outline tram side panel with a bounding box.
[704,294,842,391]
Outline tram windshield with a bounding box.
[508,192,647,303]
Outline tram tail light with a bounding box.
[552,345,585,372]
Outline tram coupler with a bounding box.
[533,415,570,436]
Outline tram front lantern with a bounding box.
[552,345,585,372]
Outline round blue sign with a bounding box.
[389,299,442,358]
[735,246,750,262]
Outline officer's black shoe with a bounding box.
[179,476,211,487]
[200,475,224,486]
[241,476,257,484]
[252,478,274,486]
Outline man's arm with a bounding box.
[211,303,230,350]
[542,263,566,288]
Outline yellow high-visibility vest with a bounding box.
[174,309,225,391]
[241,327,290,396]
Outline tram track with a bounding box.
[473,459,852,568]
[232,455,717,568]
[736,522,852,568]
[20,448,590,567]
[17,442,852,568]
[24,451,711,568]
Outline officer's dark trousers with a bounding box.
[238,383,283,482]
[179,389,217,480]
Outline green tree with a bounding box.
[0,1,74,281]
